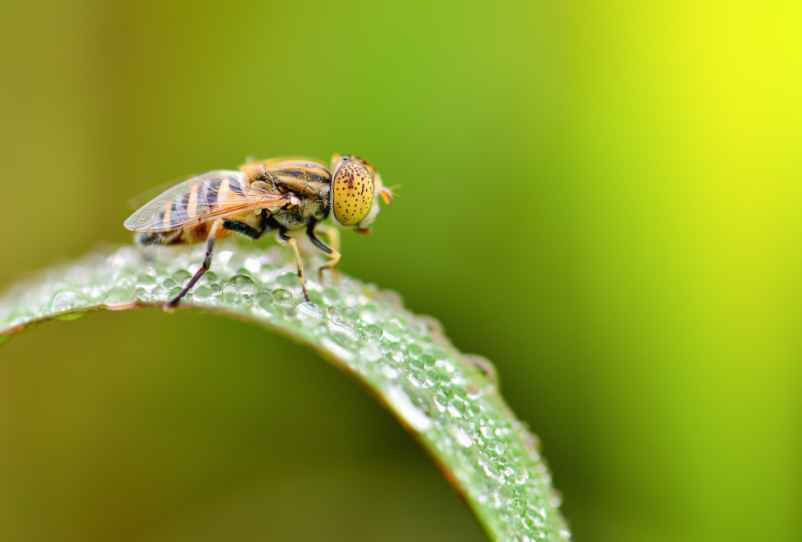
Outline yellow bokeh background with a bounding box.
[2,1,800,541]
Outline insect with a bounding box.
[124,154,392,308]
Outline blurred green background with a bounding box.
[2,1,800,541]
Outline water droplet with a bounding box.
[386,385,431,431]
[328,319,359,343]
[363,324,382,339]
[105,286,136,309]
[221,289,241,305]
[192,285,214,302]
[382,318,404,342]
[322,287,340,303]
[276,272,300,288]
[161,278,177,289]
[463,353,498,384]
[171,269,192,282]
[380,363,399,380]
[50,290,87,313]
[229,274,257,296]
[256,291,273,308]
[446,392,469,418]
[296,302,323,323]
[360,307,379,324]
[359,342,382,363]
[203,271,219,284]
[272,288,294,307]
[451,425,474,448]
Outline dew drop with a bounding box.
[221,289,241,305]
[272,288,294,307]
[359,342,382,362]
[463,353,498,384]
[386,385,432,431]
[192,285,213,302]
[256,291,273,309]
[447,396,468,419]
[296,302,323,324]
[171,269,192,282]
[378,361,398,379]
[229,274,257,296]
[451,425,474,448]
[322,287,340,303]
[104,286,136,309]
[276,272,300,288]
[360,307,379,325]
[50,290,87,314]
[363,324,382,339]
[328,319,359,342]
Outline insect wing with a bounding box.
[124,171,288,233]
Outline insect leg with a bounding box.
[166,220,221,309]
[305,220,332,254]
[311,223,341,281]
[278,228,310,302]
[223,219,264,240]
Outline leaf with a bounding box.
[0,244,570,541]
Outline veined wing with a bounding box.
[124,170,290,233]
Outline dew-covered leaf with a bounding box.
[0,245,570,541]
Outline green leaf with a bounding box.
[0,245,569,541]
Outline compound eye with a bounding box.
[331,161,374,226]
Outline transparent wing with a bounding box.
[124,170,291,233]
[126,174,195,211]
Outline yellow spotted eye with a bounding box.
[331,160,375,226]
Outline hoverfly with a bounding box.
[124,154,392,308]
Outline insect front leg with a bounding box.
[307,223,341,282]
[166,220,221,310]
[277,228,310,302]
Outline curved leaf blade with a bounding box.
[0,245,570,541]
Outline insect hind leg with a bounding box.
[165,220,221,310]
